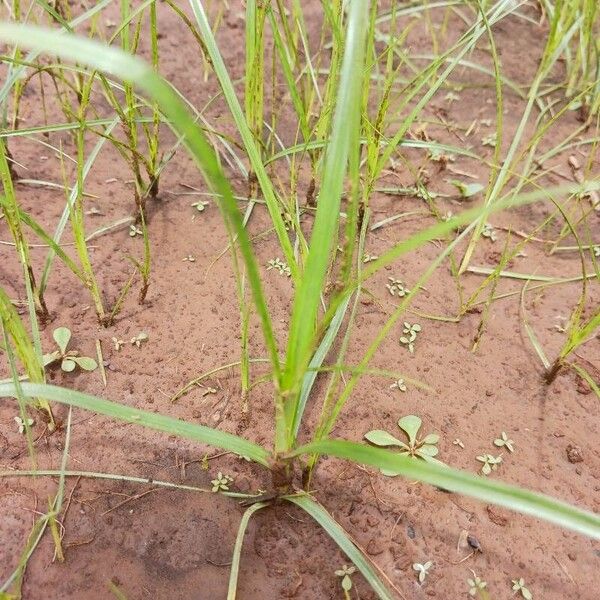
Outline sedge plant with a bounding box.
[1,3,600,599]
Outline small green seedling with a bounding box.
[476,453,503,476]
[390,378,407,392]
[453,438,465,449]
[413,561,433,584]
[451,180,484,199]
[335,565,356,597]
[481,132,497,148]
[444,91,460,103]
[362,253,378,263]
[400,321,421,353]
[494,432,515,452]
[364,415,442,475]
[182,254,196,262]
[211,471,234,492]
[43,327,98,373]
[429,148,456,165]
[481,223,497,242]
[112,337,124,351]
[130,332,149,348]
[129,224,143,237]
[191,200,209,212]
[386,277,410,297]
[468,573,488,597]
[267,258,291,277]
[512,578,532,599]
[14,415,34,434]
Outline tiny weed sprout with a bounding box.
[468,573,488,597]
[481,132,497,148]
[476,453,503,476]
[43,327,98,373]
[112,338,124,351]
[14,416,34,434]
[400,322,422,353]
[386,277,411,297]
[211,472,234,493]
[481,223,497,242]
[451,180,485,199]
[390,378,407,392]
[453,438,465,449]
[335,565,356,596]
[182,255,196,262]
[494,432,515,452]
[191,200,209,212]
[266,258,291,277]
[130,332,149,348]
[129,224,143,237]
[413,560,433,583]
[362,253,378,263]
[429,148,456,166]
[512,578,533,599]
[364,415,442,475]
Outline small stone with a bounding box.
[566,444,583,463]
[486,505,508,527]
[366,538,385,556]
[567,552,576,561]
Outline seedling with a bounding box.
[129,224,143,237]
[364,415,442,475]
[14,415,34,434]
[494,432,515,452]
[390,378,407,392]
[182,254,196,262]
[211,471,234,492]
[451,180,484,199]
[266,258,291,277]
[386,277,410,297]
[429,148,456,165]
[362,253,378,263]
[112,337,124,351]
[481,223,497,242]
[453,438,465,449]
[130,332,149,348]
[413,560,433,583]
[43,327,98,373]
[476,453,503,476]
[593,245,599,257]
[335,565,356,597]
[191,200,209,212]
[400,321,421,353]
[481,132,497,148]
[468,573,488,596]
[512,577,532,599]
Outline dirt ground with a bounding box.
[1,2,599,599]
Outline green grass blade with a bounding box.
[292,292,353,438]
[281,0,369,413]
[292,440,600,539]
[287,495,396,600]
[227,502,268,600]
[0,22,282,381]
[187,0,297,279]
[0,382,269,465]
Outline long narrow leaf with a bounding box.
[0,382,269,465]
[287,495,396,600]
[227,502,268,600]
[292,440,600,539]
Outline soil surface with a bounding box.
[1,2,599,599]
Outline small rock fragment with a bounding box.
[566,444,583,464]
